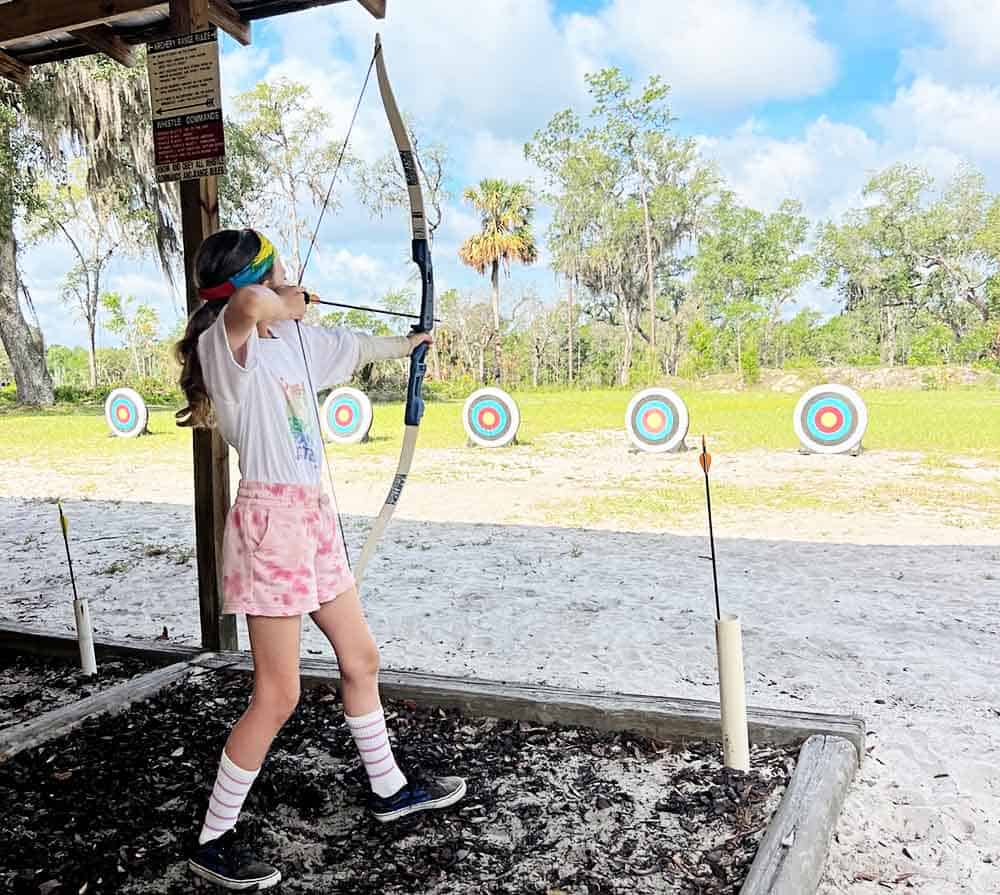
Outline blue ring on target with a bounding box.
[633,399,675,443]
[109,396,139,433]
[469,398,509,437]
[327,395,362,436]
[805,396,852,442]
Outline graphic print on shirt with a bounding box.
[280,378,319,467]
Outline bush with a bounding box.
[782,355,820,371]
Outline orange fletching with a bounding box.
[699,451,712,473]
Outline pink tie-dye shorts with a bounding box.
[221,481,355,617]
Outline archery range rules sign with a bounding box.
[147,30,226,182]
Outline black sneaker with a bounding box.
[369,775,467,823]
[188,826,281,890]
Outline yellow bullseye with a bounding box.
[820,411,838,428]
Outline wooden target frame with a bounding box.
[793,384,868,455]
[625,388,690,453]
[321,387,373,444]
[462,387,520,448]
[104,387,148,438]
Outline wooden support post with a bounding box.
[0,49,30,87]
[75,25,140,67]
[172,0,237,652]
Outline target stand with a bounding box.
[793,384,868,456]
[104,388,149,438]
[462,387,520,448]
[321,387,373,444]
[625,388,690,454]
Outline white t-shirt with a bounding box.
[198,311,361,485]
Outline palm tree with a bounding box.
[458,178,537,381]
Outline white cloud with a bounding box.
[898,0,1000,81]
[874,77,1000,171]
[566,0,838,110]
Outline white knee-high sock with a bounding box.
[345,706,407,798]
[199,749,259,845]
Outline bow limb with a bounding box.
[353,35,435,587]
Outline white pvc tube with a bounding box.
[74,598,98,676]
[715,613,750,771]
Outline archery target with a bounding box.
[463,387,520,448]
[793,384,868,454]
[104,388,147,438]
[625,388,690,453]
[321,387,373,444]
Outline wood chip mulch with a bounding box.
[0,669,796,894]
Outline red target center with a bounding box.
[335,406,354,425]
[642,408,666,433]
[477,408,499,430]
[116,405,131,422]
[814,405,844,433]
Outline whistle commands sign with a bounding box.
[147,29,226,182]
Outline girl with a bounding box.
[175,229,465,890]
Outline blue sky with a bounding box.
[21,0,1000,348]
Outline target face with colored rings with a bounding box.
[625,388,690,453]
[321,387,373,444]
[463,387,520,448]
[104,387,148,438]
[793,383,868,454]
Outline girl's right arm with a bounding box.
[225,285,306,362]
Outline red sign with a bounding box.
[153,110,225,179]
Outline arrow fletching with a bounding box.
[699,436,712,474]
[58,501,68,535]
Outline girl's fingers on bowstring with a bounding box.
[275,285,307,320]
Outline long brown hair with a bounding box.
[175,229,265,428]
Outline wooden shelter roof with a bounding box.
[0,0,385,83]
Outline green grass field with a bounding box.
[1,386,997,467]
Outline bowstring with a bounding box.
[295,44,379,569]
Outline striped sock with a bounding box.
[345,706,407,798]
[199,749,259,845]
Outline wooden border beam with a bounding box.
[0,48,30,86]
[75,25,140,67]
[356,0,386,19]
[208,0,251,45]
[0,1,163,45]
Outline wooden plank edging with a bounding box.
[739,735,858,895]
[193,651,867,757]
[0,623,866,757]
[0,661,197,764]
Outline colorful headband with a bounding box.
[198,232,276,301]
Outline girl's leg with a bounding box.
[199,614,302,844]
[309,587,406,797]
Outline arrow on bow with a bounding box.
[294,34,434,588]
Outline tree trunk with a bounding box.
[0,226,54,406]
[567,273,574,384]
[490,260,502,382]
[639,178,656,353]
[87,320,98,388]
[619,311,634,387]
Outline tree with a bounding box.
[458,178,538,381]
[222,79,343,278]
[0,84,54,405]
[693,193,815,375]
[28,162,148,386]
[526,68,718,384]
[102,292,161,380]
[356,119,450,241]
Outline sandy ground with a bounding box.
[1,433,999,893]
